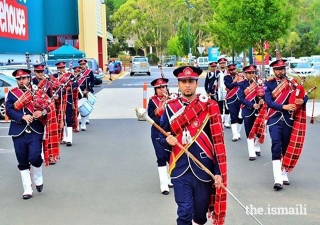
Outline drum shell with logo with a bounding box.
[78,98,93,117]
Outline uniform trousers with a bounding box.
[228,101,243,124]
[243,115,255,137]
[12,131,43,170]
[268,120,292,160]
[217,100,229,115]
[172,169,212,225]
[151,137,169,167]
[66,102,73,127]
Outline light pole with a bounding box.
[185,0,194,65]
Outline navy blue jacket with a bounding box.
[6,90,44,137]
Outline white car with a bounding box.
[286,60,317,77]
[312,63,320,76]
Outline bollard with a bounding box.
[138,82,148,121]
[4,87,9,122]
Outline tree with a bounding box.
[167,36,183,56]
[210,0,294,77]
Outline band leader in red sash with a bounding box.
[159,66,227,225]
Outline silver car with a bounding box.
[130,56,151,76]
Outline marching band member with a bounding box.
[238,65,263,160]
[5,69,59,199]
[224,64,243,141]
[53,62,78,146]
[147,78,172,195]
[159,66,227,225]
[32,63,53,97]
[204,61,220,101]
[265,59,308,190]
[78,59,95,130]
[217,57,231,128]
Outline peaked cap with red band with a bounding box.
[78,59,87,64]
[227,64,237,71]
[151,78,169,87]
[73,66,81,71]
[173,66,202,80]
[55,61,66,67]
[243,65,257,72]
[209,61,218,67]
[33,63,45,71]
[270,59,287,68]
[218,57,227,63]
[12,69,31,78]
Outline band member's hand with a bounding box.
[22,115,33,124]
[283,104,296,111]
[295,98,304,105]
[258,99,264,105]
[166,133,177,146]
[83,90,88,95]
[33,110,42,119]
[214,175,223,189]
[54,95,59,100]
[253,103,260,109]
[59,121,64,129]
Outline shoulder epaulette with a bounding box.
[10,87,19,92]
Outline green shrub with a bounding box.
[291,75,320,100]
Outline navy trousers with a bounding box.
[228,101,243,124]
[151,138,169,167]
[172,169,212,225]
[269,120,292,160]
[217,100,229,115]
[243,115,255,137]
[13,131,43,170]
[66,102,73,127]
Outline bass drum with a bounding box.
[78,98,93,117]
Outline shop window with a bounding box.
[47,36,57,47]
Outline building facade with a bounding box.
[0,0,107,69]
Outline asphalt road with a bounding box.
[0,67,320,225]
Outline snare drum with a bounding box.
[78,98,93,117]
[87,92,97,106]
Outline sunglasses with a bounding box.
[57,66,65,69]
[16,77,28,81]
[156,86,167,89]
[35,70,44,73]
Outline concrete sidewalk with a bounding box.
[103,71,128,82]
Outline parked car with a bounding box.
[164,60,175,67]
[130,56,151,76]
[113,61,122,74]
[0,74,18,119]
[286,60,317,77]
[312,63,320,75]
[196,57,209,70]
[0,65,54,78]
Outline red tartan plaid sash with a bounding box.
[10,87,34,112]
[267,85,290,118]
[248,103,267,144]
[150,95,165,117]
[282,106,306,172]
[208,102,227,225]
[225,86,239,100]
[78,69,91,86]
[241,85,257,109]
[43,102,60,166]
[72,89,79,131]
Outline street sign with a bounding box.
[197,47,205,55]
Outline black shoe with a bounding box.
[273,183,283,190]
[36,184,43,192]
[255,151,261,156]
[81,128,86,131]
[109,78,113,81]
[22,194,32,200]
[168,184,174,188]
[49,162,56,165]
[283,181,290,185]
[86,122,89,125]
[232,138,238,142]
[249,157,256,161]
[66,142,72,146]
[162,190,169,195]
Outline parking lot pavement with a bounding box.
[103,71,127,81]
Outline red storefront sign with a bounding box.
[0,0,29,40]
